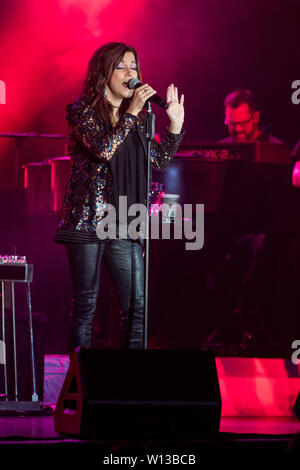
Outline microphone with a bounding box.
[126,78,168,109]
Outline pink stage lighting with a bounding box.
[0,80,6,104]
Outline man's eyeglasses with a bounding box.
[224,114,254,127]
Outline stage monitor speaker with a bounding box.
[293,391,300,421]
[54,348,221,439]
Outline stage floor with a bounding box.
[0,415,299,439]
[0,414,299,460]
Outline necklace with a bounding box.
[106,99,119,109]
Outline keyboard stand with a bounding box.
[0,259,51,414]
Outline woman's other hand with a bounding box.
[166,84,184,134]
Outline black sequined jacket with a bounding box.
[56,96,184,234]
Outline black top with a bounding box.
[109,127,146,225]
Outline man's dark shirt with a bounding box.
[219,129,284,144]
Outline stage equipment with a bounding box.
[22,161,52,214]
[177,141,291,163]
[151,142,296,354]
[0,255,46,413]
[50,156,72,212]
[143,100,156,348]
[293,391,300,421]
[54,347,221,439]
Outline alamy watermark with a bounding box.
[291,80,300,105]
[0,340,5,365]
[96,196,204,251]
[291,340,300,365]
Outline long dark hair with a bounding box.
[83,42,142,128]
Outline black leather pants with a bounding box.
[66,240,144,352]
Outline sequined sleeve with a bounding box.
[150,129,185,171]
[66,97,138,161]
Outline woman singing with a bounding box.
[54,42,185,352]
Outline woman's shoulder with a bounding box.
[66,95,96,124]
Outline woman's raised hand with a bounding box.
[166,84,184,134]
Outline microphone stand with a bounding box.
[143,101,155,350]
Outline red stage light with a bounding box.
[0,80,6,104]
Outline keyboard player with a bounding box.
[204,89,285,352]
[219,89,284,144]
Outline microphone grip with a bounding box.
[128,80,168,109]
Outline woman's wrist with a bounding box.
[168,122,183,134]
[126,107,139,117]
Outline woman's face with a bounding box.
[107,51,139,103]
